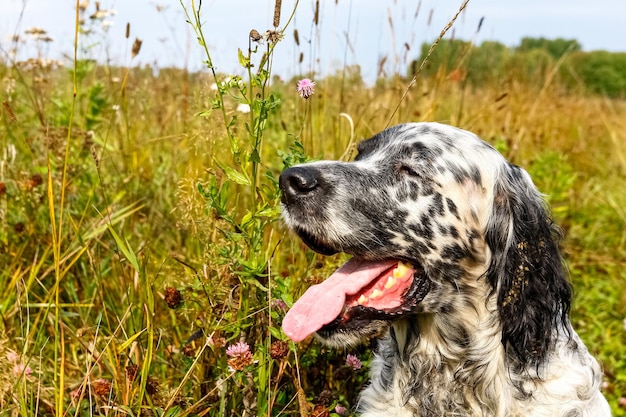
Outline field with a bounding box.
[1,1,626,416]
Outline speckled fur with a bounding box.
[279,122,611,416]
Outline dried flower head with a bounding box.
[317,389,332,405]
[164,287,183,309]
[345,353,362,370]
[264,30,284,44]
[250,29,262,43]
[269,340,289,360]
[181,343,196,357]
[296,78,316,99]
[29,173,43,188]
[92,378,112,397]
[226,341,253,371]
[311,404,330,417]
[146,376,159,395]
[125,364,139,382]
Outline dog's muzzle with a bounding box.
[279,166,322,205]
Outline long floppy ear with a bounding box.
[485,163,572,367]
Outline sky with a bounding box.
[1,0,625,83]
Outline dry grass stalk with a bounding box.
[386,0,471,126]
[273,0,282,27]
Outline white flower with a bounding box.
[236,103,250,113]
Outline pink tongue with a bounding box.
[282,258,398,342]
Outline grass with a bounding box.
[1,1,626,416]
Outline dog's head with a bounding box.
[279,122,570,366]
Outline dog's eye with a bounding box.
[398,164,420,177]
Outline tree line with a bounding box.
[410,37,626,98]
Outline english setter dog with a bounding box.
[279,123,611,417]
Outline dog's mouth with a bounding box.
[282,257,431,342]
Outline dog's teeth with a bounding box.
[358,295,368,305]
[384,277,397,289]
[393,261,411,278]
[370,289,383,300]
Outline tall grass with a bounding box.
[0,0,625,416]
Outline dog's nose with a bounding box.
[279,167,320,202]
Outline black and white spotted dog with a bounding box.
[279,123,610,416]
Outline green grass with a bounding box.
[1,1,626,416]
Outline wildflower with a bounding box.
[236,103,251,113]
[101,20,114,30]
[296,78,315,99]
[269,340,289,360]
[226,341,253,371]
[13,362,32,377]
[334,405,348,415]
[271,299,288,311]
[345,353,362,370]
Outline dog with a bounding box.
[279,123,611,416]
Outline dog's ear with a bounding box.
[485,163,572,367]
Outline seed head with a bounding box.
[131,38,142,58]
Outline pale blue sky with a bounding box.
[1,0,625,82]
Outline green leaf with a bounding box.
[238,48,250,68]
[214,159,251,185]
[117,328,147,353]
[107,225,140,272]
[269,326,285,340]
[195,109,213,118]
[249,149,261,163]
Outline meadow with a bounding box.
[0,1,625,416]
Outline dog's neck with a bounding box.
[382,293,516,415]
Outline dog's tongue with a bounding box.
[282,258,398,342]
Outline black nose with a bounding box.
[279,166,320,203]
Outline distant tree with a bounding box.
[564,51,626,97]
[518,37,581,59]
[409,39,473,77]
